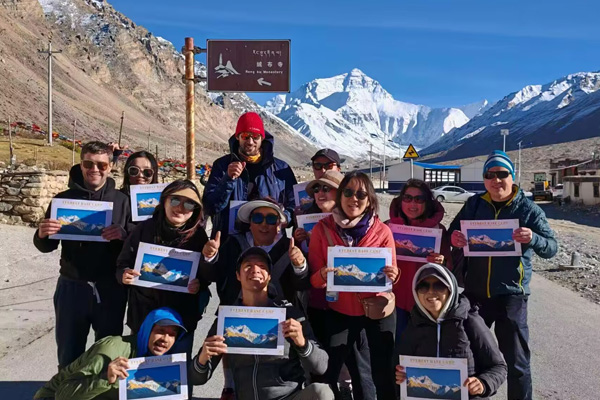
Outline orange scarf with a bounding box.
[238,152,262,164]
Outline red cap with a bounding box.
[235,112,265,138]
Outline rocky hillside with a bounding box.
[0,0,317,166]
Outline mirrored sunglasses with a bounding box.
[483,171,510,180]
[239,132,262,141]
[250,212,279,226]
[169,196,197,211]
[128,166,154,179]
[342,188,368,200]
[312,161,337,171]
[402,194,426,204]
[81,160,109,171]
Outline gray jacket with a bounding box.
[189,300,328,400]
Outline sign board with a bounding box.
[207,40,290,93]
[533,172,546,182]
[403,144,419,159]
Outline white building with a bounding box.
[562,176,600,205]
[387,160,485,192]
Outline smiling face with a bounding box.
[80,152,111,191]
[128,156,153,185]
[315,185,337,212]
[148,325,178,356]
[164,195,195,227]
[401,187,426,221]
[484,166,514,202]
[416,276,450,320]
[237,255,271,292]
[249,206,280,246]
[238,134,262,157]
[341,178,369,219]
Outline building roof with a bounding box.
[414,161,461,170]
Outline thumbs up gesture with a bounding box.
[203,231,221,260]
[288,238,305,268]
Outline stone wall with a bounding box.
[0,171,68,226]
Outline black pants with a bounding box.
[326,310,396,400]
[476,294,532,400]
[54,276,127,368]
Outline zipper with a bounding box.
[436,323,441,357]
[485,204,503,298]
[253,355,259,400]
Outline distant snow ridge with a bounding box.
[265,68,484,158]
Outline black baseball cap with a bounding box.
[154,319,187,333]
[311,149,341,165]
[236,247,273,273]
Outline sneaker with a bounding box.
[220,388,235,400]
[339,385,353,400]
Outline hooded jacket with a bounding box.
[116,217,210,333]
[309,214,397,315]
[448,186,557,298]
[189,299,329,400]
[388,200,452,311]
[33,165,131,282]
[34,308,186,400]
[399,264,507,399]
[202,132,297,240]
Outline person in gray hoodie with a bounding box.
[189,247,334,400]
[396,263,507,399]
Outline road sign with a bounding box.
[403,144,419,159]
[206,40,290,93]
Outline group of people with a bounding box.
[33,111,557,400]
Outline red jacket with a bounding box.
[309,215,397,316]
[387,200,452,311]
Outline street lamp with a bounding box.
[500,129,509,152]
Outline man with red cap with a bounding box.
[203,112,297,242]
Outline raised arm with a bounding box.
[202,157,236,216]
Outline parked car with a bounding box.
[552,184,564,198]
[432,186,476,202]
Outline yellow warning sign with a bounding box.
[403,144,419,159]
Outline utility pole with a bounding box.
[117,111,124,147]
[518,141,522,187]
[382,133,386,190]
[147,127,151,151]
[38,36,62,146]
[7,117,15,166]
[72,120,77,166]
[369,143,373,180]
[500,129,509,152]
[155,144,159,161]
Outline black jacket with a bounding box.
[399,265,507,399]
[116,217,210,333]
[33,165,131,282]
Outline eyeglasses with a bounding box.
[169,196,197,211]
[128,166,154,179]
[483,171,510,180]
[81,160,110,171]
[402,194,426,204]
[342,188,368,200]
[238,132,262,141]
[250,212,279,226]
[313,184,333,194]
[416,280,448,294]
[312,161,337,171]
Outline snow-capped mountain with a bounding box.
[422,72,600,160]
[334,264,386,285]
[138,198,160,208]
[141,262,189,282]
[265,69,481,158]
[224,325,278,345]
[407,375,461,399]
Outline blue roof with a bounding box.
[414,161,461,170]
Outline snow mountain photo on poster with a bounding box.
[407,375,461,400]
[126,365,181,399]
[140,254,191,287]
[467,229,516,252]
[333,262,387,287]
[223,317,278,349]
[394,235,436,258]
[56,209,106,236]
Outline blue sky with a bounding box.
[108,0,600,108]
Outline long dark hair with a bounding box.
[395,179,436,224]
[153,180,203,245]
[122,151,159,194]
[335,171,378,218]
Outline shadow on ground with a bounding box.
[539,202,600,228]
[0,381,45,399]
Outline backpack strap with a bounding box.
[323,226,335,247]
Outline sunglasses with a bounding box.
[342,188,368,201]
[128,166,154,179]
[313,184,333,194]
[312,161,337,171]
[238,132,262,141]
[483,171,510,180]
[402,194,426,204]
[250,212,279,226]
[169,196,197,211]
[416,280,448,294]
[81,160,110,171]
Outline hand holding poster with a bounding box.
[327,247,393,293]
[50,199,113,242]
[228,200,247,235]
[119,353,188,400]
[293,182,311,208]
[296,213,331,236]
[461,219,522,257]
[132,242,200,293]
[399,355,468,400]
[217,305,286,356]
[389,223,442,262]
[130,183,169,222]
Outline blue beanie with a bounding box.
[483,150,515,179]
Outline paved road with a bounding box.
[1,222,600,399]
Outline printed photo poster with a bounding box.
[130,183,169,222]
[119,353,188,400]
[389,224,442,262]
[327,247,393,293]
[296,213,331,237]
[217,305,286,356]
[461,219,522,257]
[293,182,311,208]
[399,355,468,400]
[132,242,200,293]
[50,199,113,242]
[228,200,247,235]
